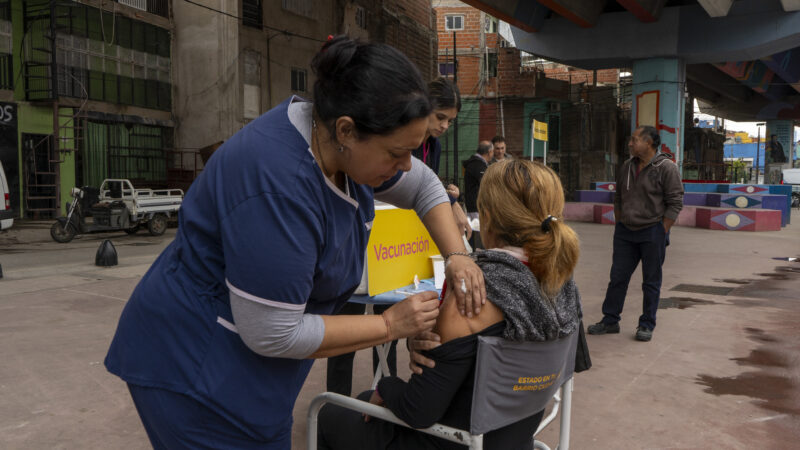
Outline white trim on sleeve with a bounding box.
[217,316,239,333]
[225,279,308,311]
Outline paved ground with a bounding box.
[0,214,798,449]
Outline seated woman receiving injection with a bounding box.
[317,159,583,450]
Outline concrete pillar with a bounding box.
[631,58,686,173]
[764,119,793,183]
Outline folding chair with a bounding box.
[308,330,578,450]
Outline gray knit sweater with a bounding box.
[474,249,582,342]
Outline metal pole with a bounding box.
[444,48,449,180]
[756,125,761,184]
[452,31,459,187]
[559,378,574,450]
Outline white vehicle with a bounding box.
[51,179,184,243]
[0,160,13,231]
[783,168,800,208]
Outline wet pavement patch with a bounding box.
[658,296,718,309]
[755,273,790,281]
[732,349,789,368]
[713,278,751,285]
[670,284,735,296]
[744,328,779,343]
[695,328,799,416]
[695,373,798,416]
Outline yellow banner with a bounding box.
[533,120,548,142]
[366,206,439,295]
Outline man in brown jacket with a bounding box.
[588,126,684,341]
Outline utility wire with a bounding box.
[182,0,325,43]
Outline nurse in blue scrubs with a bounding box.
[104,36,486,449]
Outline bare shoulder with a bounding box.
[433,292,504,344]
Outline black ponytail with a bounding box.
[311,36,431,137]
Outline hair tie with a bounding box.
[541,215,557,232]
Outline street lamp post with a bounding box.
[756,123,765,184]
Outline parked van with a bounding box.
[0,159,13,230]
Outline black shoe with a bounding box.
[587,321,620,335]
[635,327,653,342]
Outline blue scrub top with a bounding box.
[105,97,375,442]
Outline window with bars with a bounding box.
[114,0,168,18]
[291,68,307,92]
[484,52,498,78]
[355,6,367,29]
[485,17,497,33]
[48,3,172,110]
[55,32,171,110]
[82,121,173,187]
[0,18,11,90]
[445,15,463,31]
[438,62,455,76]
[242,0,263,28]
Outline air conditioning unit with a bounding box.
[548,102,560,113]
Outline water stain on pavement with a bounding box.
[755,272,790,281]
[744,327,779,343]
[713,278,751,284]
[695,328,800,417]
[658,296,717,309]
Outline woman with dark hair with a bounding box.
[317,159,583,450]
[104,36,486,449]
[412,77,461,174]
[413,77,470,236]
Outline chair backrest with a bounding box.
[470,331,578,435]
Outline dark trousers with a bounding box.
[601,223,668,330]
[326,303,398,396]
[127,384,288,449]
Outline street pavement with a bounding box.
[0,214,798,449]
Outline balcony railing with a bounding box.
[116,0,168,18]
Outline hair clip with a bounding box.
[541,215,557,232]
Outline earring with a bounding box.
[338,146,344,153]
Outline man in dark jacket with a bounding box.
[463,140,493,219]
[588,126,684,342]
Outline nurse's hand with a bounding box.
[383,291,440,339]
[407,330,441,375]
[445,255,485,318]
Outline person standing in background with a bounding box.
[489,135,512,163]
[587,126,683,342]
[463,141,494,221]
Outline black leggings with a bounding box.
[317,391,438,450]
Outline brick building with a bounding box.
[433,0,566,185]
[433,0,630,195]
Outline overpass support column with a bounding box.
[631,58,686,173]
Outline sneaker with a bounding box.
[587,321,620,335]
[635,327,653,342]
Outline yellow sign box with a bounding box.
[366,206,439,295]
[533,119,548,141]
